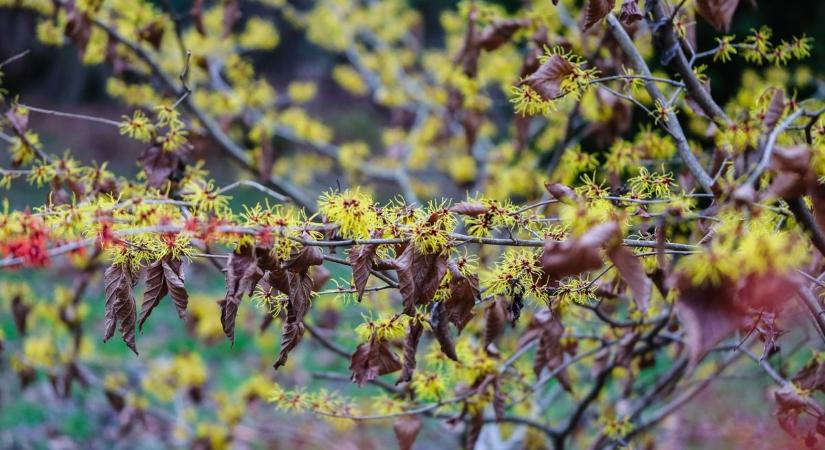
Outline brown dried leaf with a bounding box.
[450,202,490,217]
[138,260,167,331]
[544,182,578,204]
[349,244,377,301]
[397,320,424,384]
[696,0,741,32]
[541,221,619,281]
[618,0,643,25]
[393,415,423,450]
[103,263,138,355]
[764,88,786,130]
[446,270,479,334]
[162,258,188,318]
[583,0,617,31]
[483,297,507,352]
[222,0,241,38]
[532,309,572,392]
[285,243,324,273]
[431,301,458,361]
[349,337,402,386]
[674,273,743,367]
[523,54,575,101]
[607,245,652,312]
[190,0,205,35]
[274,321,304,370]
[477,19,529,51]
[220,245,264,343]
[138,145,179,189]
[394,245,448,314]
[11,296,31,335]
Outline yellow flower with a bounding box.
[119,110,155,142]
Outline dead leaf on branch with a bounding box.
[349,335,402,386]
[103,263,139,355]
[695,0,741,32]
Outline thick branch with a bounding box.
[605,14,714,193]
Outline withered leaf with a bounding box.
[793,360,825,393]
[162,258,189,318]
[220,245,264,343]
[523,54,575,101]
[311,265,331,292]
[274,321,304,370]
[477,19,529,51]
[674,273,743,367]
[349,244,377,301]
[138,260,167,331]
[138,258,188,331]
[397,320,424,384]
[541,221,619,281]
[11,295,31,335]
[531,309,572,391]
[446,266,479,334]
[695,0,741,32]
[222,0,241,38]
[483,297,507,352]
[349,337,402,386]
[393,415,423,450]
[190,0,205,35]
[285,243,324,273]
[465,411,484,450]
[763,88,786,130]
[286,271,313,323]
[138,146,179,189]
[618,0,643,25]
[394,245,448,314]
[431,301,458,361]
[103,263,138,355]
[607,245,652,312]
[450,202,490,217]
[273,270,314,370]
[544,182,578,204]
[583,0,617,31]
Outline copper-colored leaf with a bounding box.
[696,0,741,32]
[477,19,529,51]
[532,309,572,391]
[397,320,424,384]
[674,274,743,367]
[349,244,377,301]
[103,263,138,355]
[274,321,304,370]
[541,221,619,281]
[446,269,479,334]
[607,245,652,312]
[11,296,31,335]
[465,411,484,450]
[394,245,448,314]
[764,88,786,130]
[544,182,578,203]
[523,54,575,101]
[220,245,264,343]
[450,202,490,217]
[190,0,205,35]
[222,0,241,38]
[483,297,507,352]
[138,260,167,331]
[162,258,188,318]
[285,243,324,273]
[393,415,423,450]
[583,0,617,31]
[273,270,314,369]
[618,0,643,25]
[138,145,180,189]
[431,301,458,361]
[349,337,402,386]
